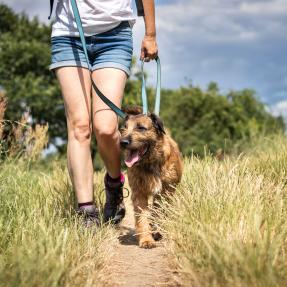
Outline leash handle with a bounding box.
[70,0,126,119]
[141,57,161,115]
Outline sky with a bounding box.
[1,0,287,120]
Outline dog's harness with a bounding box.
[69,0,162,117]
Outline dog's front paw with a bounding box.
[139,237,156,249]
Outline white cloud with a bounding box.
[270,100,287,123]
[240,0,287,15]
[132,0,287,104]
[1,0,49,22]
[154,0,287,44]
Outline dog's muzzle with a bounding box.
[120,138,131,149]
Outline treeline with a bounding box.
[0,4,285,158]
[159,84,285,156]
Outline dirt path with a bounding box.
[105,197,180,287]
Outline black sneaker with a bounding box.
[103,173,126,224]
[76,205,100,228]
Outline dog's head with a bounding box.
[120,106,165,168]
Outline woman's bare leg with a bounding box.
[91,68,127,223]
[91,68,127,178]
[56,67,94,204]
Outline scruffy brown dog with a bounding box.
[120,107,183,248]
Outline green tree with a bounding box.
[0,4,65,149]
[160,85,285,156]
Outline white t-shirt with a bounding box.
[52,0,136,37]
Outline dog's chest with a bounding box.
[150,176,162,195]
[128,170,162,196]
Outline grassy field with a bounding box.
[1,134,287,286]
[0,161,116,287]
[157,134,287,287]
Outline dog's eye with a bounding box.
[136,125,147,131]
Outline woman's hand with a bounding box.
[140,35,158,62]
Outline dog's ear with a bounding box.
[123,105,143,116]
[149,113,165,135]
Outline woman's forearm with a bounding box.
[140,0,158,60]
[142,0,156,37]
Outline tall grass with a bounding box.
[0,93,48,162]
[2,91,287,286]
[0,95,119,286]
[0,161,116,287]
[157,135,287,287]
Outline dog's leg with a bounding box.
[132,193,156,249]
[150,194,163,241]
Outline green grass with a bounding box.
[1,134,287,286]
[157,134,287,287]
[0,160,116,287]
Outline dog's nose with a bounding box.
[120,138,131,148]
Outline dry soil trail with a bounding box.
[104,197,180,287]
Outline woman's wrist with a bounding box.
[145,32,156,39]
[145,33,156,39]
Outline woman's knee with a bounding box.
[69,121,92,143]
[94,124,118,143]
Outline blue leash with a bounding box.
[141,57,161,115]
[70,0,161,117]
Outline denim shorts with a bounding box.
[50,21,133,76]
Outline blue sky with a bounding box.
[2,0,287,119]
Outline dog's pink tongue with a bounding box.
[125,150,140,167]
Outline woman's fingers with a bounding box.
[140,35,158,61]
[140,46,145,60]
